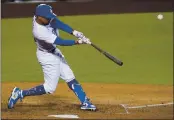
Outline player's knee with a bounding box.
[43,83,57,94]
[67,79,79,90]
[64,77,75,83]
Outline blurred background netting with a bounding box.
[1,0,66,3]
[1,0,93,3]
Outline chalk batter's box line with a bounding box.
[127,102,173,109]
[120,102,173,114]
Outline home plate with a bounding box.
[48,114,79,118]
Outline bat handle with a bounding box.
[90,43,103,53]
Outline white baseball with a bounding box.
[157,14,163,20]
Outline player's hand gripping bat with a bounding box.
[91,43,123,66]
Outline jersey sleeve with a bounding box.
[50,17,73,34]
[54,37,75,46]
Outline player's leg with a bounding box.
[8,51,60,109]
[22,52,61,95]
[8,83,47,109]
[22,63,60,97]
[59,58,96,111]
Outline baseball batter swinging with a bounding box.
[8,4,96,111]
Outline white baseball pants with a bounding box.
[36,48,75,94]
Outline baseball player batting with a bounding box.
[8,4,96,111]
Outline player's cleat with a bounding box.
[8,87,23,109]
[81,99,96,111]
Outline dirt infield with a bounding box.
[1,82,173,119]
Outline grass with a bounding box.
[1,12,173,85]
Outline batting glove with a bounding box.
[77,37,91,44]
[77,38,83,44]
[72,30,84,39]
[82,37,91,44]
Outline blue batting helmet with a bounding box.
[35,4,56,19]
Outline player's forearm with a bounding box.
[51,18,73,34]
[54,37,79,46]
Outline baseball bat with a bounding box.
[91,43,123,66]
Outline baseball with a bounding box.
[157,14,163,20]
